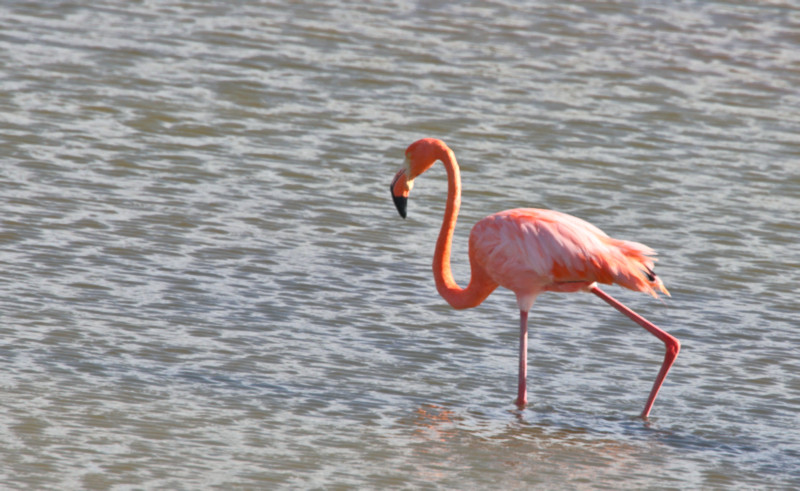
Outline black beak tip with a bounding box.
[391,190,407,219]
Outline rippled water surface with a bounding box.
[1,1,799,488]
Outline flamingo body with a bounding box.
[389,138,680,418]
[469,208,668,312]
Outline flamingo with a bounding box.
[389,138,680,418]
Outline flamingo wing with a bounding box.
[469,209,668,303]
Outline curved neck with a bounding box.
[432,150,496,310]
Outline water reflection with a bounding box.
[403,403,691,488]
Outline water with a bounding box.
[1,0,799,488]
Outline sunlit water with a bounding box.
[1,1,799,488]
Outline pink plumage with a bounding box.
[470,208,669,311]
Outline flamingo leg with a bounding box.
[515,310,529,408]
[589,285,680,419]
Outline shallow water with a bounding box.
[1,0,799,488]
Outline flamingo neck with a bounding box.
[432,150,494,310]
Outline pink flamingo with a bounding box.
[390,138,680,418]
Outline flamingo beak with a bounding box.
[390,168,413,219]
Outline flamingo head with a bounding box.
[390,138,451,219]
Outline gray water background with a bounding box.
[1,1,799,489]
